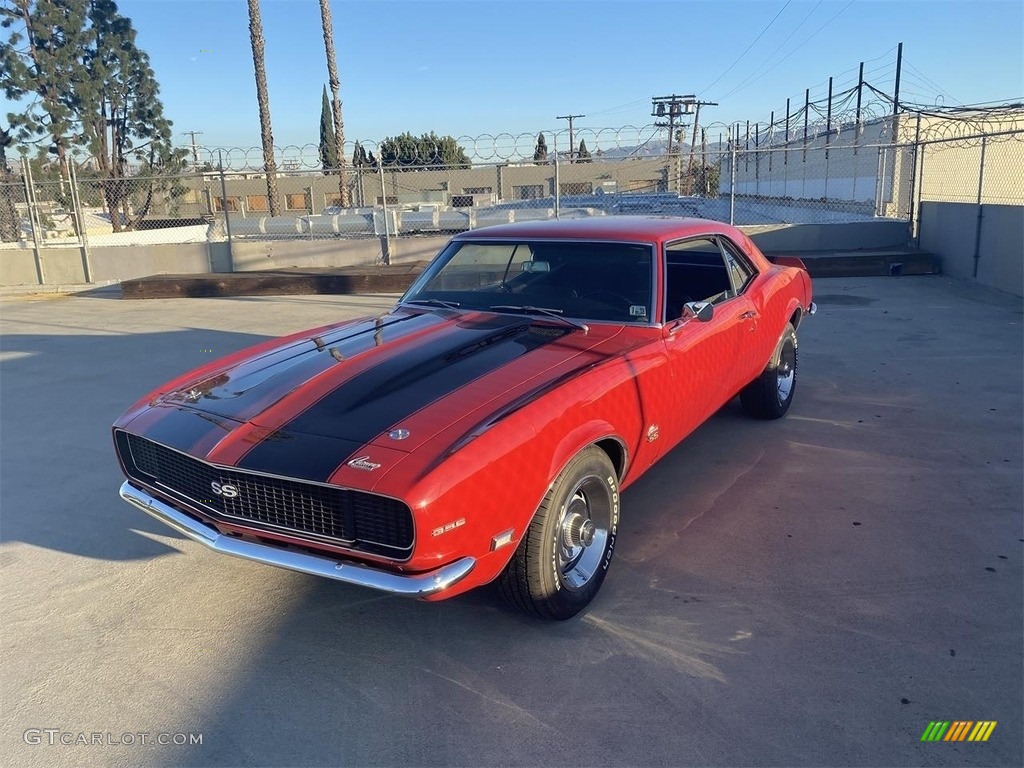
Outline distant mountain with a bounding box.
[588,139,690,160]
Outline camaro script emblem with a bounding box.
[347,456,381,471]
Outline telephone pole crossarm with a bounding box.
[183,130,204,168]
[556,114,585,163]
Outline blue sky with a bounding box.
[6,0,1024,152]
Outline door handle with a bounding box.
[739,310,758,320]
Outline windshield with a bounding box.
[401,239,654,324]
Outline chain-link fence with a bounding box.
[912,130,1024,282]
[914,130,1024,207]
[0,168,30,247]
[3,117,1022,268]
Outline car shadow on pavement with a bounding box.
[158,404,770,767]
[0,327,269,561]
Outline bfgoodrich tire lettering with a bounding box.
[740,322,798,419]
[498,446,619,620]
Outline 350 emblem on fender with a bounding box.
[211,481,239,498]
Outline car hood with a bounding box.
[143,308,621,464]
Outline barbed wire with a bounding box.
[13,105,1023,177]
[193,125,674,171]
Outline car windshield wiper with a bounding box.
[488,305,589,333]
[403,298,461,310]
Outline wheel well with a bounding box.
[595,438,626,480]
[790,307,802,330]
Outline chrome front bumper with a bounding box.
[119,481,475,597]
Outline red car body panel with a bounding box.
[113,217,813,601]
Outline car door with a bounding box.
[660,236,759,444]
[715,235,765,387]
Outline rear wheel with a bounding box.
[498,446,619,620]
[740,322,798,419]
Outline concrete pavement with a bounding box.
[1,277,1021,767]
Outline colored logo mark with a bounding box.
[920,721,996,742]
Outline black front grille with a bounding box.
[117,431,413,558]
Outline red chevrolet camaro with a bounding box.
[114,216,814,619]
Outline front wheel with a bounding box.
[498,446,619,620]
[740,322,798,419]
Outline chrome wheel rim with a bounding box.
[556,476,612,591]
[776,339,796,403]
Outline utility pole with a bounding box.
[892,42,903,116]
[556,114,584,163]
[684,98,717,194]
[651,94,693,157]
[183,131,204,169]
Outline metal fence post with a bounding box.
[729,143,737,225]
[553,133,561,219]
[377,154,390,265]
[874,147,886,217]
[21,157,45,285]
[217,150,234,269]
[972,136,987,279]
[912,144,926,247]
[68,160,93,283]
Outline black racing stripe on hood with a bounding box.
[136,407,230,454]
[165,312,440,422]
[237,317,574,481]
[227,432,368,483]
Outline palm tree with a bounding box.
[247,0,280,215]
[319,0,349,207]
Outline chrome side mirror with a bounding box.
[682,301,714,322]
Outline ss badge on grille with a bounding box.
[211,481,239,498]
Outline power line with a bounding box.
[903,61,962,105]
[717,0,856,101]
[586,98,649,118]
[700,0,793,94]
[716,0,824,100]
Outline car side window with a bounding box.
[663,237,735,320]
[717,237,757,296]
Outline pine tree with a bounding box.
[351,142,375,168]
[319,85,337,171]
[577,139,592,163]
[533,132,548,164]
[0,0,93,187]
[1,0,184,232]
[81,0,183,230]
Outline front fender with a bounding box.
[546,420,623,487]
[384,358,646,588]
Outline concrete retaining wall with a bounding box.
[89,243,212,282]
[0,250,42,286]
[2,220,915,288]
[742,220,909,253]
[919,202,1023,295]
[228,236,448,271]
[1,243,214,287]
